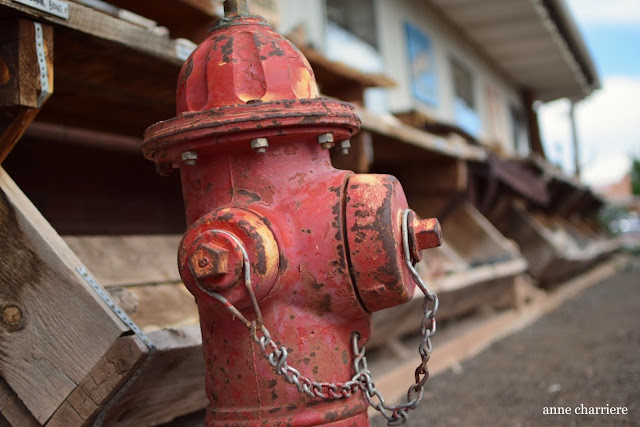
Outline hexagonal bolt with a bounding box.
[189,242,229,280]
[408,213,442,262]
[339,140,351,155]
[251,138,269,154]
[317,133,334,149]
[181,151,198,166]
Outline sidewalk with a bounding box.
[372,258,639,426]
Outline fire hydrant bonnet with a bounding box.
[142,15,360,164]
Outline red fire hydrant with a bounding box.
[143,1,441,425]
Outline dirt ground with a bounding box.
[372,259,640,427]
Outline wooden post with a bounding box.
[523,90,545,158]
[0,19,54,164]
[0,168,133,424]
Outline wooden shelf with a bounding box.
[0,0,183,137]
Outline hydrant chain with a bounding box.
[196,211,438,426]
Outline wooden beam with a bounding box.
[103,325,208,426]
[358,108,487,161]
[0,19,53,164]
[46,336,147,426]
[0,0,182,65]
[523,90,545,158]
[0,167,128,423]
[63,235,183,287]
[0,377,39,427]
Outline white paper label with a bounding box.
[13,0,69,20]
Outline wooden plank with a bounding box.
[0,377,39,427]
[0,167,127,423]
[398,158,468,195]
[0,19,53,164]
[0,0,182,65]
[370,272,527,349]
[434,257,528,293]
[46,335,147,426]
[442,202,520,265]
[370,255,627,416]
[103,325,208,426]
[63,235,182,287]
[123,283,199,333]
[358,108,487,161]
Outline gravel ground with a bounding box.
[372,259,640,427]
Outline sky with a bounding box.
[538,0,640,187]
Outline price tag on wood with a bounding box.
[12,0,69,20]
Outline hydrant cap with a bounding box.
[177,16,320,114]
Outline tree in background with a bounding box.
[632,156,640,196]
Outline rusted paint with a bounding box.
[345,174,416,312]
[143,8,440,427]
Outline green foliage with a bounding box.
[632,156,640,196]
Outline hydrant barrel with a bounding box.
[142,5,442,426]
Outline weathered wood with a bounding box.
[434,257,528,293]
[523,90,545,158]
[399,158,468,196]
[125,283,199,332]
[104,325,208,426]
[47,335,147,426]
[0,0,182,65]
[0,167,127,423]
[358,108,487,161]
[0,377,39,427]
[0,19,53,164]
[442,202,521,265]
[63,235,182,287]
[370,272,527,349]
[489,200,616,285]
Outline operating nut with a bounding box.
[251,138,269,154]
[189,242,229,280]
[408,211,442,262]
[317,133,334,149]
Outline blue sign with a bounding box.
[405,22,438,107]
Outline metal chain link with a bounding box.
[195,209,437,426]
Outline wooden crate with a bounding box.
[489,200,620,286]
[0,168,207,426]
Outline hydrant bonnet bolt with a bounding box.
[317,132,334,149]
[250,137,269,154]
[182,151,198,166]
[339,140,351,155]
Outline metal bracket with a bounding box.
[33,22,50,107]
[76,266,157,427]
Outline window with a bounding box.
[325,0,383,74]
[451,58,480,135]
[326,0,378,49]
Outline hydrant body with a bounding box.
[143,9,441,426]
